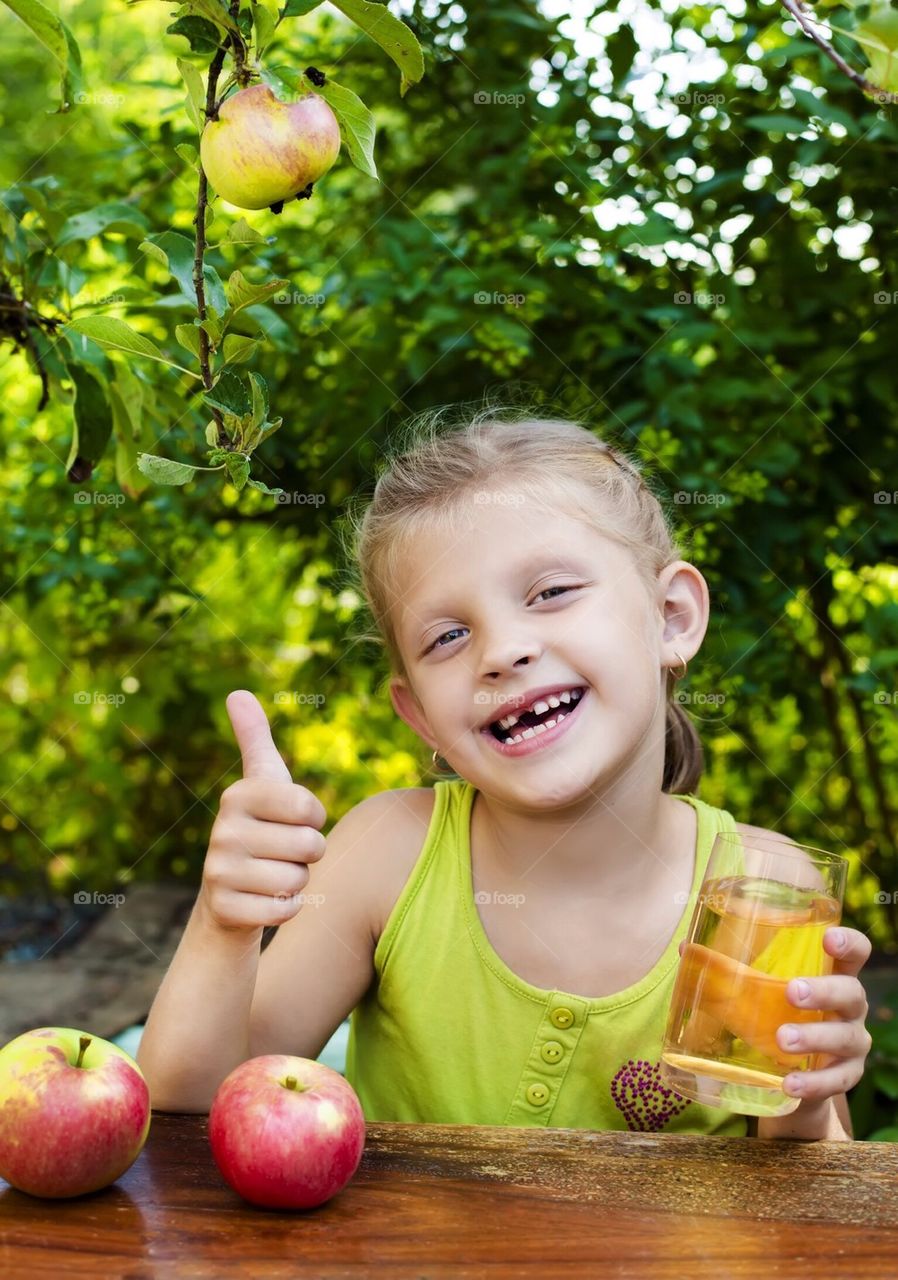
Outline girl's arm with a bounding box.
[137,690,383,1113]
[757,1093,852,1141]
[138,792,390,1112]
[136,894,263,1112]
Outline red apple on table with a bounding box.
[209,1055,365,1210]
[0,1027,151,1198]
[200,84,341,211]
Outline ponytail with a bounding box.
[662,698,704,794]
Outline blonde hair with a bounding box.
[340,404,702,794]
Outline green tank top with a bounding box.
[344,780,749,1136]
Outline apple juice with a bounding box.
[660,875,841,1117]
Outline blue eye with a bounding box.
[429,627,468,652]
[423,587,577,654]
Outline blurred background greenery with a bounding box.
[1,0,897,1136]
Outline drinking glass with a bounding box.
[659,830,848,1118]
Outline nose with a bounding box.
[479,633,541,681]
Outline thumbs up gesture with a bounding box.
[200,691,328,932]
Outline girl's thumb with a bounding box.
[226,690,293,783]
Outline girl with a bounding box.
[138,410,872,1140]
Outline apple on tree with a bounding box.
[209,1054,366,1210]
[0,1026,151,1198]
[200,84,341,212]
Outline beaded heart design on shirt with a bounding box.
[610,1058,692,1132]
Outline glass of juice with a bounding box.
[659,830,848,1118]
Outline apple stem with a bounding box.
[283,1076,308,1092]
[75,1035,92,1069]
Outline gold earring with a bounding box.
[672,649,688,680]
[431,748,439,766]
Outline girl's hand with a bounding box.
[200,690,328,933]
[778,926,873,1103]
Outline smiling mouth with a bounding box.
[484,687,587,745]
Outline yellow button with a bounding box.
[541,1040,564,1064]
[525,1082,549,1106]
[550,1007,574,1029]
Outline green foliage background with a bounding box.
[1,0,898,1133]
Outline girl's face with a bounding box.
[388,490,708,807]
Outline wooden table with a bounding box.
[2,1113,897,1278]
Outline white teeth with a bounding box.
[490,687,584,737]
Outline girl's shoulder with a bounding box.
[363,786,437,943]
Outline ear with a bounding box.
[655,560,709,670]
[389,677,438,750]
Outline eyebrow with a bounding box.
[406,553,594,649]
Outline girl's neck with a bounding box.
[470,767,695,902]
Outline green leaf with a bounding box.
[2,0,82,112]
[166,15,222,54]
[253,2,278,55]
[200,306,224,346]
[282,0,323,15]
[57,201,150,246]
[173,0,240,35]
[789,87,859,131]
[177,55,207,132]
[328,0,424,96]
[225,269,289,314]
[866,1126,898,1142]
[225,453,251,491]
[873,1061,898,1100]
[137,454,200,485]
[65,363,114,482]
[175,322,203,358]
[744,114,812,135]
[63,317,199,377]
[249,371,268,427]
[216,216,270,246]
[108,383,149,499]
[175,142,199,169]
[139,230,228,313]
[204,368,252,416]
[247,477,286,496]
[221,333,260,364]
[607,23,638,90]
[205,421,220,447]
[304,75,378,179]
